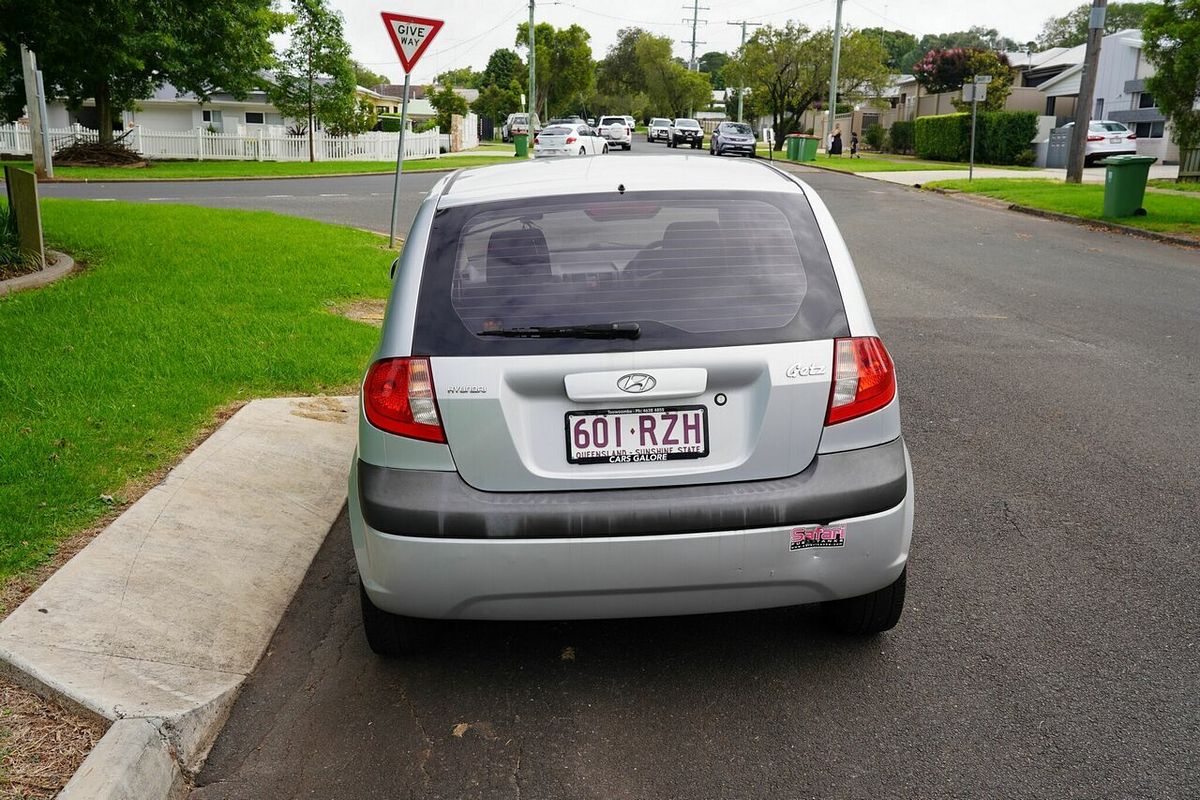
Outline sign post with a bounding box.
[966,74,990,182]
[381,12,444,248]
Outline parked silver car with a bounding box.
[710,121,758,157]
[352,156,913,655]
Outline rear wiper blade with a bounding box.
[477,322,641,339]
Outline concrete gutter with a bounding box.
[0,396,358,798]
[0,250,74,295]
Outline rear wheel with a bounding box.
[579,147,587,155]
[824,568,906,635]
[602,143,609,154]
[360,581,437,656]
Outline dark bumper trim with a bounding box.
[358,439,907,540]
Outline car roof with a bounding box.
[436,155,800,208]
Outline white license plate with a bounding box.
[1110,136,1122,144]
[566,405,708,465]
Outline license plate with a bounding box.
[565,405,708,465]
[1110,136,1122,144]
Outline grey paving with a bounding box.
[66,151,1199,799]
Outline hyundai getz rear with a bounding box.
[350,156,913,655]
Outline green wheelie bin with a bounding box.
[785,133,802,161]
[1099,154,1157,217]
[514,133,529,158]
[799,135,820,161]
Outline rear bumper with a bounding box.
[350,441,913,620]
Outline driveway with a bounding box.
[189,162,1199,799]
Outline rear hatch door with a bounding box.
[414,188,849,492]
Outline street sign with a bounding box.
[962,83,987,103]
[380,11,445,248]
[381,12,444,73]
[975,74,992,84]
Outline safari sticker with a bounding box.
[790,526,846,551]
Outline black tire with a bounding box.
[692,142,701,149]
[360,581,437,656]
[625,143,631,151]
[824,568,906,635]
[579,147,586,155]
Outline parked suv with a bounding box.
[352,155,913,655]
[710,121,757,157]
[668,118,704,149]
[598,115,633,150]
[648,117,672,142]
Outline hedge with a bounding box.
[888,121,914,154]
[914,111,1038,165]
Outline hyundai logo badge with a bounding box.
[616,373,656,393]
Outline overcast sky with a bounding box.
[334,0,1088,85]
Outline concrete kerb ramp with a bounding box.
[0,396,359,798]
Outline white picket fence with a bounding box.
[0,123,442,162]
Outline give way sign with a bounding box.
[381,12,444,74]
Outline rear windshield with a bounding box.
[540,126,572,135]
[600,117,625,125]
[511,115,528,124]
[413,190,848,355]
[1093,122,1128,132]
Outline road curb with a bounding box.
[0,396,358,798]
[0,249,75,295]
[1004,203,1200,248]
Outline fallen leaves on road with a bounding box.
[560,646,576,661]
[451,721,497,740]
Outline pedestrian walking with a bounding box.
[850,130,860,158]
[828,125,843,157]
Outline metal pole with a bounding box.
[826,0,845,153]
[1066,0,1106,184]
[387,72,411,248]
[19,46,50,180]
[528,0,536,122]
[727,20,761,123]
[969,83,978,181]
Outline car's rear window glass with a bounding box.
[413,190,848,355]
[600,117,624,125]
[540,126,572,136]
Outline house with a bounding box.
[1036,29,1178,163]
[45,82,287,134]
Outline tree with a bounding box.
[516,22,594,118]
[0,0,283,141]
[1143,0,1200,155]
[471,81,522,129]
[698,51,729,89]
[481,48,525,90]
[324,95,377,136]
[427,83,468,132]
[597,27,650,97]
[861,28,918,71]
[949,50,1017,112]
[899,27,1021,73]
[269,0,357,162]
[725,24,889,149]
[1038,2,1159,48]
[353,62,390,89]
[635,33,711,117]
[435,67,483,88]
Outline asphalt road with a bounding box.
[125,145,1196,799]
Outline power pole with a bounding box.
[682,0,708,71]
[1066,0,1106,183]
[825,0,845,151]
[19,45,53,180]
[727,20,762,123]
[528,0,537,123]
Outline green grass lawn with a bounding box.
[1149,178,1200,193]
[925,178,1200,237]
[0,155,513,182]
[0,200,391,582]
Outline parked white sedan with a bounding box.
[1061,120,1138,165]
[533,123,609,157]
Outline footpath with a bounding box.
[0,396,357,798]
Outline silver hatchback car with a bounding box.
[351,156,913,655]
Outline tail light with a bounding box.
[826,337,896,425]
[566,135,577,144]
[1126,133,1137,140]
[534,135,540,144]
[363,357,445,442]
[1087,134,1104,142]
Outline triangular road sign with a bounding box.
[381,12,444,74]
